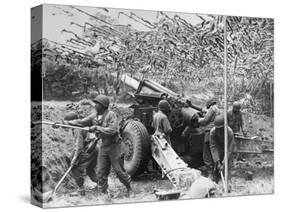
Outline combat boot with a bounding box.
[125,185,134,197]
[78,186,86,196]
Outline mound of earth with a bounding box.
[31,101,134,196]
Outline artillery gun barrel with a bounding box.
[116,74,203,111]
[117,74,178,96]
[143,79,179,98]
[119,74,140,90]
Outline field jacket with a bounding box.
[68,109,119,153]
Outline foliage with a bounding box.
[226,17,274,115]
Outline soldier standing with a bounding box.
[209,114,234,183]
[227,101,245,135]
[152,100,173,144]
[88,95,132,196]
[228,101,246,161]
[198,98,222,177]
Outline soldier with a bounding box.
[59,110,99,196]
[152,100,173,144]
[228,101,246,161]
[227,101,245,135]
[88,95,132,196]
[198,98,222,177]
[209,114,234,183]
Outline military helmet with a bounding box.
[158,99,171,112]
[93,94,110,109]
[233,101,241,112]
[214,114,224,128]
[64,111,78,121]
[206,97,216,109]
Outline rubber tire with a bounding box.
[121,120,151,177]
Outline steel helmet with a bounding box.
[64,111,79,121]
[158,100,171,112]
[93,94,110,109]
[233,101,241,112]
[206,97,216,109]
[214,114,224,128]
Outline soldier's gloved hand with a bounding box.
[70,156,78,166]
[89,125,98,133]
[198,118,204,126]
[181,131,186,137]
[52,122,60,129]
[181,127,188,137]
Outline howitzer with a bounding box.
[109,74,217,197]
[114,73,270,197]
[118,74,202,109]
[117,74,203,131]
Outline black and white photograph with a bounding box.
[30,4,274,208]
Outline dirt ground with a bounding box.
[31,100,274,208]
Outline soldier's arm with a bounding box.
[199,108,215,126]
[181,125,189,137]
[95,112,118,136]
[151,114,155,129]
[209,127,220,162]
[67,114,96,127]
[162,116,172,134]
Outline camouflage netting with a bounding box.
[226,17,274,115]
[31,7,273,115]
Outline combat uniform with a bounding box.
[227,110,243,134]
[227,102,245,161]
[209,126,234,182]
[94,109,131,193]
[209,126,234,163]
[66,114,99,188]
[152,110,172,144]
[199,104,222,170]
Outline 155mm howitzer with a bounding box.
[116,74,213,195]
[117,74,271,196]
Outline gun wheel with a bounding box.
[121,120,151,177]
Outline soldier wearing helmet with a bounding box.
[198,97,222,178]
[199,98,222,127]
[89,95,132,196]
[61,95,131,196]
[209,114,234,183]
[227,101,245,135]
[152,99,173,144]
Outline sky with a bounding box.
[31,4,212,46]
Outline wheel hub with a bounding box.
[123,136,134,161]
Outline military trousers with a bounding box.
[97,144,131,192]
[71,146,99,188]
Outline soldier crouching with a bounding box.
[57,110,99,195]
